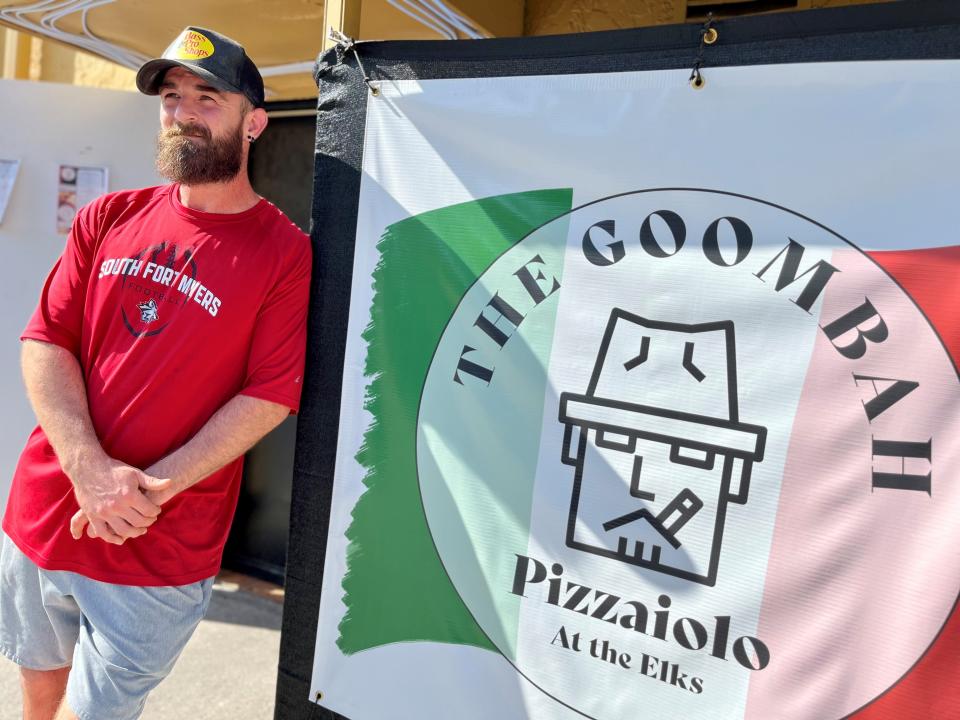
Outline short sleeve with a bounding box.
[239,235,312,413]
[21,203,100,357]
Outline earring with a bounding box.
[247,135,256,143]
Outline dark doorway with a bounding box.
[223,101,316,585]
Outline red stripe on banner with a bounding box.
[870,247,960,366]
[852,600,960,719]
[852,247,960,720]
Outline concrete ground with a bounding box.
[0,572,283,720]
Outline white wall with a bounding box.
[0,80,162,509]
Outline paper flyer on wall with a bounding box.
[57,164,108,234]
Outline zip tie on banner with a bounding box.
[689,13,717,91]
[328,27,380,97]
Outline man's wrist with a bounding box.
[146,457,192,495]
[60,443,110,484]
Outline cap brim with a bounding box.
[136,59,238,97]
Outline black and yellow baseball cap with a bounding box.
[136,27,265,108]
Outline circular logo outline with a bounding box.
[413,187,960,720]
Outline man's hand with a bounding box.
[68,458,172,545]
[69,394,288,544]
[140,459,183,507]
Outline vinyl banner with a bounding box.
[285,6,960,720]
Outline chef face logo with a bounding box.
[137,298,159,323]
[559,312,767,586]
[416,189,959,720]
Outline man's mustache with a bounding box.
[162,123,212,140]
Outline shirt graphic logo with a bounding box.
[559,311,767,586]
[137,298,159,323]
[96,241,222,339]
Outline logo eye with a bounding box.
[623,335,650,371]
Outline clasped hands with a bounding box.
[68,457,178,546]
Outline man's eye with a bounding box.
[162,93,179,101]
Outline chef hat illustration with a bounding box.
[560,309,765,497]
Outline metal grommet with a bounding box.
[369,84,380,97]
[690,74,706,90]
[703,27,718,45]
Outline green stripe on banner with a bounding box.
[338,188,574,654]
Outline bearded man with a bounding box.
[0,27,311,720]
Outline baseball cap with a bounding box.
[136,27,265,108]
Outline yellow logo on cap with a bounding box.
[171,30,215,60]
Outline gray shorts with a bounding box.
[0,534,214,720]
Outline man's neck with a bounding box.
[178,173,261,214]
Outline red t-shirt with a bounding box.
[2,184,311,586]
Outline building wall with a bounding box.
[0,80,160,508]
[1,28,135,90]
[525,0,682,35]
[524,0,893,35]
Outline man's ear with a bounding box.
[246,107,269,142]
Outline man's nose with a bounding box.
[172,98,199,124]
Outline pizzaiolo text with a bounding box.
[512,554,770,671]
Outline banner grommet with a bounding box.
[689,13,715,92]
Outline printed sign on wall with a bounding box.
[308,60,960,720]
[56,164,108,234]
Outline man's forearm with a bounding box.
[23,339,169,543]
[145,394,290,503]
[21,339,106,474]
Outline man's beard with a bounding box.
[155,121,244,185]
